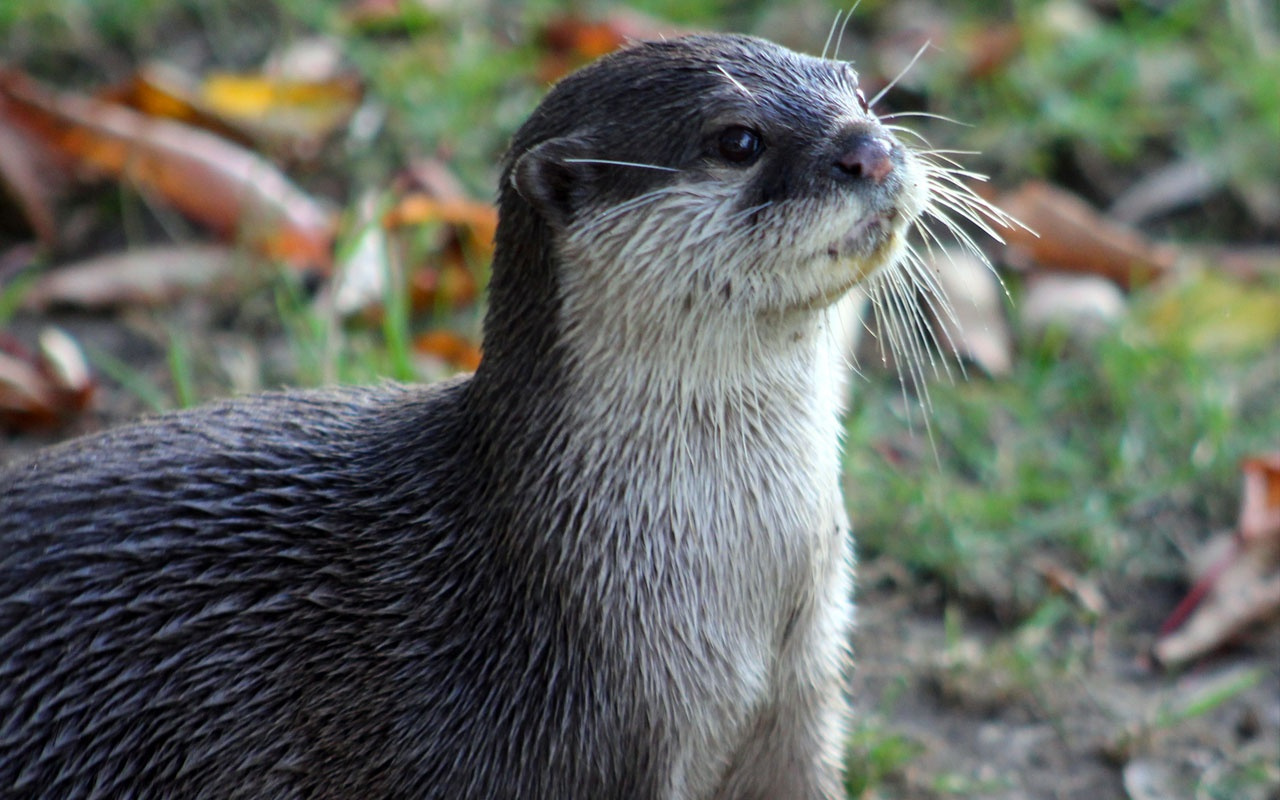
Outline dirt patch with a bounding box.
[850,563,1280,800]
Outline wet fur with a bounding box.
[0,34,981,799]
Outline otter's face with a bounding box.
[505,34,926,329]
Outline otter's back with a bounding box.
[0,380,476,798]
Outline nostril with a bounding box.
[836,136,895,184]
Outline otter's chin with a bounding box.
[830,219,904,281]
[826,207,901,259]
[783,223,905,313]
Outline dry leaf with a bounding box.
[106,61,360,158]
[0,68,335,270]
[0,121,59,244]
[538,13,678,81]
[385,193,489,313]
[960,24,1023,80]
[198,72,362,151]
[384,194,497,259]
[1154,455,1280,667]
[0,329,94,431]
[1020,272,1127,344]
[414,330,481,372]
[1239,455,1280,544]
[999,181,1177,289]
[103,64,251,146]
[1032,556,1107,617]
[410,262,478,312]
[1108,157,1222,227]
[22,244,240,310]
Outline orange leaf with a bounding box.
[1239,454,1280,544]
[537,13,680,81]
[0,122,59,244]
[409,262,478,312]
[385,194,497,258]
[999,181,1178,289]
[0,69,335,271]
[414,330,482,372]
[198,72,362,149]
[1155,453,1280,666]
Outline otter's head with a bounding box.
[484,34,1000,378]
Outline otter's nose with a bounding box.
[836,135,895,184]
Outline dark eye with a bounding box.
[717,126,763,165]
[855,89,870,113]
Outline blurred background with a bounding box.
[1,1,1278,798]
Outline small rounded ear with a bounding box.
[511,136,590,230]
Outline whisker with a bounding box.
[822,10,844,61]
[926,192,1012,245]
[834,2,860,59]
[879,111,971,127]
[726,201,774,227]
[563,158,680,172]
[715,65,753,99]
[869,39,931,108]
[881,124,934,147]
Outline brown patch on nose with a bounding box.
[836,136,894,184]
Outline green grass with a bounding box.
[844,303,1280,617]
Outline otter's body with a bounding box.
[1,33,935,798]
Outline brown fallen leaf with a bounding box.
[0,328,94,431]
[0,68,335,271]
[537,12,680,81]
[409,261,478,313]
[106,53,360,159]
[385,193,489,313]
[414,330,482,373]
[0,120,59,244]
[102,63,252,147]
[22,244,240,310]
[959,24,1023,80]
[384,194,497,259]
[999,181,1178,290]
[1154,455,1280,667]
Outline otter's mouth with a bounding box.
[826,209,897,260]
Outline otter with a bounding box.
[0,33,993,799]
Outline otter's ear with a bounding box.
[511,136,590,230]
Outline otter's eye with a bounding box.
[856,89,870,114]
[717,126,763,165]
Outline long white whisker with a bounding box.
[881,124,934,147]
[834,2,860,59]
[715,65,753,99]
[879,111,971,127]
[727,201,774,227]
[822,10,843,61]
[563,158,680,172]
[869,39,931,108]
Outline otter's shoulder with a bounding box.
[0,374,471,544]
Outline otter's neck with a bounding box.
[467,211,847,592]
